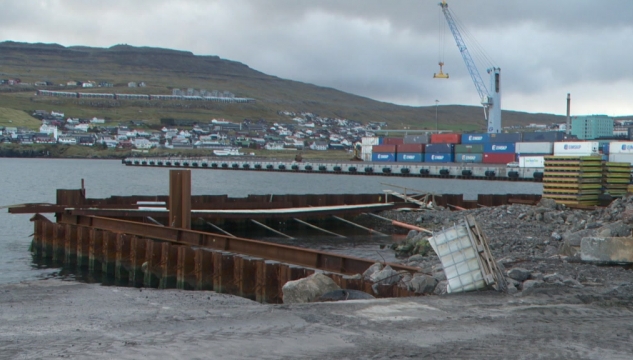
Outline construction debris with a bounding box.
[374,193,633,296]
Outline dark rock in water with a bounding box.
[315,289,375,302]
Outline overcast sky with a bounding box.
[1,0,632,116]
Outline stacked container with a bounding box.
[371,145,396,162]
[553,142,599,156]
[483,143,516,164]
[361,137,380,162]
[455,134,486,163]
[608,141,633,164]
[425,143,454,163]
[522,131,565,143]
[396,143,424,162]
[404,134,430,144]
[515,142,553,166]
[382,137,404,146]
[430,133,461,144]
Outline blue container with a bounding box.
[461,133,489,144]
[489,133,522,143]
[600,143,610,155]
[425,143,454,154]
[372,152,395,162]
[454,153,483,163]
[377,137,384,145]
[424,153,454,163]
[484,142,516,153]
[397,153,423,162]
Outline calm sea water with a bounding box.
[0,158,542,284]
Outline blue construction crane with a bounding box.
[434,1,502,133]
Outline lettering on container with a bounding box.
[403,155,415,160]
[377,154,389,159]
[491,145,508,151]
[468,135,483,141]
[621,144,633,151]
[431,155,445,160]
[461,155,477,161]
[563,144,582,150]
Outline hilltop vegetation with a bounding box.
[0,41,565,130]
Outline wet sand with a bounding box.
[2,279,632,359]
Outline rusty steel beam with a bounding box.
[169,170,191,229]
[59,214,421,276]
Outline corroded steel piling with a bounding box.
[30,218,418,303]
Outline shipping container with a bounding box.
[425,143,454,154]
[403,134,430,144]
[372,152,396,162]
[430,133,461,144]
[361,137,380,146]
[515,142,553,154]
[483,153,515,164]
[372,145,397,153]
[455,144,484,153]
[382,137,404,146]
[518,156,545,168]
[483,142,516,154]
[397,153,423,162]
[601,143,610,155]
[553,142,599,156]
[489,133,522,143]
[454,153,483,163]
[608,141,633,155]
[522,131,565,142]
[460,133,489,144]
[424,152,454,163]
[608,153,633,164]
[396,143,425,153]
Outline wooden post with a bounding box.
[234,256,259,300]
[169,170,191,229]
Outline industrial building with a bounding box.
[571,115,614,140]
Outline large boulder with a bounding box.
[406,274,438,294]
[282,273,341,304]
[507,268,530,282]
[538,198,557,210]
[362,263,383,281]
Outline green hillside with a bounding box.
[0,41,565,130]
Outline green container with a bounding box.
[455,144,484,153]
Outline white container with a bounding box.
[361,137,380,146]
[608,153,633,165]
[553,141,599,156]
[515,142,553,154]
[609,141,633,154]
[428,224,486,293]
[519,156,545,168]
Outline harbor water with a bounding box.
[0,158,542,285]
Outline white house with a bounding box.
[310,141,328,151]
[74,123,90,132]
[133,138,153,149]
[39,124,57,135]
[58,137,77,145]
[90,117,105,124]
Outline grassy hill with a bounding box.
[0,41,566,130]
[0,106,41,130]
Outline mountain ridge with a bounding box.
[0,41,567,129]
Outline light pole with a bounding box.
[435,100,439,132]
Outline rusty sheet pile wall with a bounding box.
[31,218,416,303]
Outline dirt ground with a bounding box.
[1,279,633,360]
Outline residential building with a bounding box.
[571,115,614,140]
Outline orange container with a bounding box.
[430,133,462,144]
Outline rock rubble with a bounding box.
[373,195,633,297]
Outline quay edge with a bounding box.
[122,157,544,182]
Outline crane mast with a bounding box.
[438,1,502,133]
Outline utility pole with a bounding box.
[435,100,439,132]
